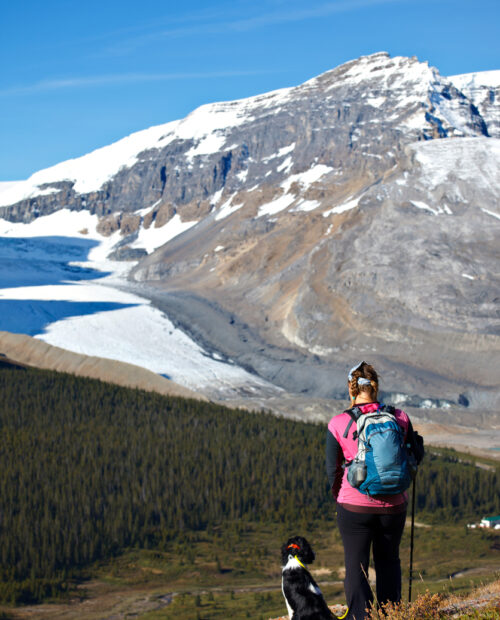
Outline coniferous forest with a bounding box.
[0,365,498,604]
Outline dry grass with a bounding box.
[269,580,500,620]
[438,578,500,618]
[366,580,500,619]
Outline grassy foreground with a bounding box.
[2,516,498,619]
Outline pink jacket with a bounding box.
[327,402,410,508]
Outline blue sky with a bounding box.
[1,0,499,181]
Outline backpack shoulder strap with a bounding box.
[379,403,395,415]
[343,406,362,439]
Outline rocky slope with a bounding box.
[1,52,499,409]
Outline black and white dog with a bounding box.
[281,536,337,620]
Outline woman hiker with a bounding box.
[326,361,421,620]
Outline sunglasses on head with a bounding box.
[348,361,372,386]
[348,361,366,381]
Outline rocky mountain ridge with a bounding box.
[1,53,497,223]
[1,52,499,409]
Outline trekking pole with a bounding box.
[408,475,416,602]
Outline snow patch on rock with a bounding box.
[323,197,360,217]
[131,214,198,254]
[257,193,296,218]
[215,194,243,221]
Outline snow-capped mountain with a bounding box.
[1,52,499,411]
[1,52,496,223]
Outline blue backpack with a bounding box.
[343,405,416,496]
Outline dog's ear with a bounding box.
[296,536,315,565]
[281,541,292,565]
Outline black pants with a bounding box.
[336,504,407,620]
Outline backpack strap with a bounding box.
[342,406,363,439]
[343,404,394,439]
[379,404,395,415]
[379,404,407,440]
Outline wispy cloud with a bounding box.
[0,69,275,97]
[221,0,408,31]
[104,0,410,55]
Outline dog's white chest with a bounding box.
[283,555,303,571]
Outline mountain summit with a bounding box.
[1,52,499,409]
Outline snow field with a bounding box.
[448,70,500,91]
[411,137,500,190]
[0,210,276,398]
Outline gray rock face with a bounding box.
[0,53,491,223]
[1,52,499,408]
[108,246,147,261]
